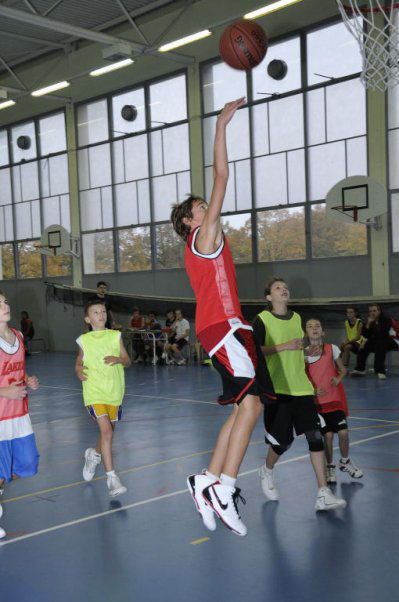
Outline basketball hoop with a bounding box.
[331,204,359,222]
[34,243,58,257]
[336,1,399,91]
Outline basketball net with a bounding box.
[336,1,399,91]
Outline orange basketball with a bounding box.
[219,20,268,71]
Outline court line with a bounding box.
[350,416,399,425]
[2,427,399,547]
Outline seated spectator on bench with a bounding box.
[129,307,145,363]
[20,311,34,355]
[166,309,190,366]
[144,312,162,362]
[351,304,396,380]
[340,306,364,367]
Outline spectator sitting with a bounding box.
[129,307,145,363]
[166,309,190,366]
[20,311,34,355]
[350,304,396,379]
[144,312,162,362]
[389,316,399,356]
[340,306,364,367]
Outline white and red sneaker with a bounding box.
[203,482,247,537]
[187,472,217,531]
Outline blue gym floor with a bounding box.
[0,353,398,602]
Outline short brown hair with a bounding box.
[264,277,286,297]
[84,299,105,316]
[171,195,204,241]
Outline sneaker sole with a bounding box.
[315,500,347,512]
[202,489,247,537]
[109,487,127,497]
[339,467,363,479]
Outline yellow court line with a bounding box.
[190,537,210,545]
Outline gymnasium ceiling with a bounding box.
[0,0,342,124]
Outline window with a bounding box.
[46,254,72,277]
[82,231,114,274]
[252,36,301,98]
[0,243,15,279]
[257,207,306,262]
[0,130,9,166]
[149,74,187,124]
[77,99,108,146]
[112,88,146,137]
[202,61,246,113]
[118,227,151,272]
[221,213,252,264]
[39,113,66,155]
[307,20,362,85]
[18,241,42,278]
[11,121,37,162]
[311,203,367,258]
[155,223,184,269]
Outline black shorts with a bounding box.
[176,339,188,350]
[211,328,275,406]
[264,394,321,448]
[320,410,348,434]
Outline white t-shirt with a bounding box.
[174,318,190,341]
[306,344,340,364]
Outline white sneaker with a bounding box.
[177,359,186,366]
[259,465,279,500]
[315,487,347,511]
[83,448,101,482]
[350,369,366,377]
[0,503,3,518]
[339,458,363,479]
[0,526,5,539]
[187,473,217,531]
[107,473,127,497]
[0,483,4,496]
[377,373,387,380]
[203,483,247,536]
[326,464,337,484]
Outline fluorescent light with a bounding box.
[244,0,304,19]
[159,29,212,52]
[31,81,70,97]
[0,100,16,110]
[89,58,134,77]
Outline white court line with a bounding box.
[349,416,399,425]
[2,427,399,547]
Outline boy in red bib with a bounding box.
[171,98,274,537]
[305,318,363,483]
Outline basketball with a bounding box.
[219,20,268,71]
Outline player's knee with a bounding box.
[270,442,290,456]
[305,429,324,452]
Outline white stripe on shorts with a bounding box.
[224,332,256,379]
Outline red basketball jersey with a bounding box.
[0,329,28,422]
[185,227,245,343]
[306,343,348,415]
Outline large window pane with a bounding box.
[152,174,178,222]
[11,121,37,162]
[39,112,66,155]
[311,203,367,258]
[252,36,301,97]
[80,187,113,230]
[388,85,399,129]
[151,124,190,176]
[252,103,269,156]
[113,135,149,184]
[269,94,304,153]
[46,254,72,277]
[257,207,306,262]
[0,243,15,279]
[202,61,246,113]
[307,20,362,85]
[309,142,346,201]
[82,231,114,274]
[221,213,252,264]
[326,79,366,141]
[203,110,250,165]
[112,88,146,136]
[0,205,14,242]
[149,75,187,124]
[347,136,367,176]
[118,226,151,272]
[0,130,9,166]
[42,194,70,231]
[15,201,41,240]
[0,168,12,205]
[41,154,69,197]
[254,154,287,207]
[155,223,184,269]
[77,99,109,146]
[18,240,42,278]
[389,129,399,189]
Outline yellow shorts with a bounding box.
[87,404,122,423]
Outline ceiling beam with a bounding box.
[0,28,67,48]
[114,0,150,46]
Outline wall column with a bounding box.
[187,62,205,197]
[65,103,83,288]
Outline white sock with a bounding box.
[94,451,101,457]
[205,470,219,482]
[220,473,236,488]
[341,457,349,463]
[106,470,116,477]
[264,465,273,473]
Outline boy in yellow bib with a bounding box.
[76,299,131,497]
[253,278,346,512]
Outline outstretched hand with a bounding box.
[217,97,246,127]
[27,375,39,390]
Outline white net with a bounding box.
[336,1,399,91]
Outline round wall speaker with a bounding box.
[267,59,288,80]
[17,135,31,150]
[121,105,138,122]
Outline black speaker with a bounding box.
[17,135,31,150]
[267,59,288,81]
[121,105,138,122]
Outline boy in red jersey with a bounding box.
[171,98,274,537]
[305,318,363,483]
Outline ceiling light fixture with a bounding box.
[244,0,304,20]
[159,29,212,52]
[0,100,16,110]
[31,81,70,97]
[89,58,134,77]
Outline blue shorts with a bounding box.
[0,433,40,482]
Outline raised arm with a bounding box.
[195,97,246,255]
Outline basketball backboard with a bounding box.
[326,175,387,228]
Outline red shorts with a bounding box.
[211,328,275,406]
